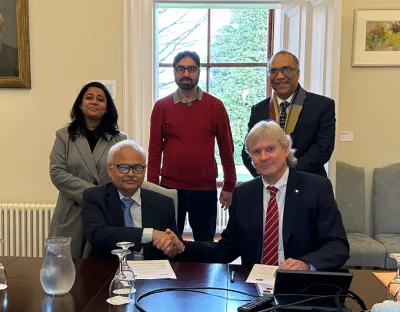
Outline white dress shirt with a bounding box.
[118,188,153,260]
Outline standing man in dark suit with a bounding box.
[242,50,335,177]
[82,139,183,260]
[0,13,18,77]
[156,121,349,271]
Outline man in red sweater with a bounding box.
[148,51,237,242]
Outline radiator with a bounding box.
[0,202,228,257]
[0,204,55,257]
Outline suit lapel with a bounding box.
[140,189,153,228]
[140,189,154,259]
[265,98,271,119]
[93,134,112,170]
[291,90,309,140]
[282,169,302,249]
[249,177,265,262]
[106,183,125,226]
[75,134,100,182]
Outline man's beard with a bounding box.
[176,77,199,90]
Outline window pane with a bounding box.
[157,8,208,63]
[210,9,269,63]
[157,66,207,100]
[158,67,175,99]
[210,67,266,181]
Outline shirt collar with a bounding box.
[118,188,141,206]
[276,94,294,106]
[173,87,203,104]
[262,167,289,194]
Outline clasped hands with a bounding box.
[152,229,184,257]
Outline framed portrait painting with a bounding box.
[0,0,30,88]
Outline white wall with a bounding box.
[0,0,123,203]
[337,0,400,168]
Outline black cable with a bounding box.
[135,286,259,312]
[135,286,368,312]
[335,289,368,311]
[258,294,368,312]
[143,288,250,301]
[270,283,367,311]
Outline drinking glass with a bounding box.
[108,249,131,305]
[116,242,136,293]
[0,239,6,290]
[389,253,400,285]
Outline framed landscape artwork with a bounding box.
[0,0,30,88]
[353,9,400,66]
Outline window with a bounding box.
[155,6,274,183]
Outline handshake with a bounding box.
[152,229,184,257]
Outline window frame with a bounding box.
[158,9,275,92]
[156,7,275,185]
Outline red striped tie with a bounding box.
[262,186,279,265]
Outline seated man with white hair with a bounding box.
[82,139,183,260]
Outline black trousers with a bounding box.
[163,186,218,242]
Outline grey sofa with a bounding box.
[372,163,400,269]
[336,161,386,268]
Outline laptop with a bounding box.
[273,270,353,311]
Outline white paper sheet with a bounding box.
[127,260,177,280]
[245,264,278,286]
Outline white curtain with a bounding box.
[122,0,154,151]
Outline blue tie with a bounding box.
[121,197,134,260]
[121,197,134,227]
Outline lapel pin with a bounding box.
[295,189,299,193]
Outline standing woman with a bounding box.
[49,82,127,259]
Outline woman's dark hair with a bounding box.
[172,51,201,68]
[68,81,119,140]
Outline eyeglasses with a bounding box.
[268,66,299,76]
[174,66,199,74]
[112,164,146,174]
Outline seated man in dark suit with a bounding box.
[155,121,349,271]
[82,139,182,260]
[242,50,335,178]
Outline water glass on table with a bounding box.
[108,249,132,305]
[116,241,136,292]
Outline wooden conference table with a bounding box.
[0,256,391,311]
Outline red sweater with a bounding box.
[148,92,236,192]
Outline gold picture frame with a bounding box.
[353,9,400,67]
[0,0,30,88]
